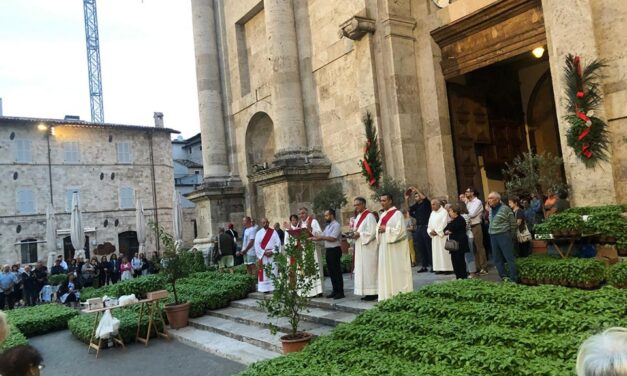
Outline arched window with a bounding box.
[20,238,38,264]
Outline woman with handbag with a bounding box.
[443,204,469,280]
[509,197,531,257]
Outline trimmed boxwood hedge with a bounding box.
[0,325,28,352]
[5,303,79,337]
[242,279,627,376]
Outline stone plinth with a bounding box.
[186,181,245,240]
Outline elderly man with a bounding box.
[576,327,627,376]
[487,191,518,282]
[352,197,378,301]
[0,265,18,310]
[465,187,488,274]
[254,217,282,293]
[377,193,413,301]
[427,199,453,273]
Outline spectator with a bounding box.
[33,261,48,301]
[76,257,85,282]
[59,273,81,307]
[120,257,133,281]
[21,265,37,306]
[218,228,236,273]
[80,258,96,287]
[509,197,531,257]
[487,192,518,282]
[405,187,432,273]
[576,327,627,376]
[443,203,469,280]
[57,255,68,271]
[544,190,570,218]
[50,259,64,275]
[465,187,488,275]
[109,253,121,284]
[0,265,18,310]
[131,252,142,278]
[273,223,285,246]
[0,344,44,376]
[140,253,149,276]
[99,255,110,286]
[458,201,477,278]
[11,264,23,307]
[403,209,417,267]
[67,258,78,274]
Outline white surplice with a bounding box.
[254,227,282,292]
[285,225,323,297]
[353,210,378,296]
[377,207,414,301]
[299,216,324,291]
[428,207,453,272]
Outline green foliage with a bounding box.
[541,212,586,233]
[564,205,624,216]
[358,112,383,188]
[503,152,567,199]
[312,183,348,215]
[258,234,318,337]
[152,224,187,305]
[517,255,606,287]
[607,262,627,288]
[242,279,627,376]
[371,176,405,209]
[5,303,79,337]
[48,273,68,286]
[81,274,167,301]
[340,254,353,273]
[0,325,28,352]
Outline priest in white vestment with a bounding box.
[377,194,414,301]
[352,197,378,301]
[298,207,324,295]
[427,199,454,272]
[254,217,282,293]
[285,214,323,297]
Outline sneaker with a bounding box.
[479,269,488,275]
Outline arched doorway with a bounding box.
[62,235,90,260]
[118,231,139,260]
[245,112,276,218]
[527,70,562,157]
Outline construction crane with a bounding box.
[83,0,104,123]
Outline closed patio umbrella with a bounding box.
[70,192,86,260]
[45,203,57,269]
[136,198,146,253]
[173,191,183,250]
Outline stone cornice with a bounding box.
[248,164,331,187]
[381,16,417,40]
[338,15,376,40]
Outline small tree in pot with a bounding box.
[258,232,318,353]
[152,224,190,329]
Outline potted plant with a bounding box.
[258,232,319,353]
[153,224,191,329]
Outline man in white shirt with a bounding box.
[238,216,258,276]
[465,187,488,274]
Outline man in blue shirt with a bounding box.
[0,264,18,310]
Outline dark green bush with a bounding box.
[6,303,79,337]
[47,274,68,286]
[517,255,607,286]
[607,262,627,287]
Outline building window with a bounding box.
[116,142,132,164]
[21,239,38,264]
[16,188,36,214]
[119,187,135,209]
[15,139,32,163]
[63,142,80,163]
[65,188,80,212]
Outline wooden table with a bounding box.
[550,234,596,258]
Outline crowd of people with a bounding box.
[0,252,157,311]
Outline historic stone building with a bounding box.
[172,133,204,245]
[189,0,627,240]
[0,115,177,265]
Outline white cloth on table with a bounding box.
[428,207,454,272]
[377,207,414,301]
[353,211,378,296]
[254,227,282,293]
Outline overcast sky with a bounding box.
[0,0,199,138]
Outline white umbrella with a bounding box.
[70,192,86,260]
[136,198,146,253]
[45,204,57,270]
[173,191,183,250]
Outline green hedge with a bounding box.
[0,325,28,352]
[517,255,607,288]
[607,262,627,288]
[48,273,69,286]
[242,280,627,376]
[80,274,167,301]
[6,303,79,337]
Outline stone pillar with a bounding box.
[264,0,308,160]
[191,0,229,179]
[542,0,618,205]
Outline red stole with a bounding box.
[306,216,313,232]
[354,210,370,231]
[380,208,398,227]
[258,228,275,281]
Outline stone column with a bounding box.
[264,0,308,159]
[541,0,617,205]
[191,0,229,179]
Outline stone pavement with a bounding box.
[29,329,245,376]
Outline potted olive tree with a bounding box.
[153,224,190,329]
[258,232,319,353]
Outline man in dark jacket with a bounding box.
[20,265,37,306]
[50,260,65,275]
[218,228,236,273]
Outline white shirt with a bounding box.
[466,197,483,225]
[242,226,257,252]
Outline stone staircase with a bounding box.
[169,290,374,365]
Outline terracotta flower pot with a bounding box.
[164,302,191,329]
[280,332,313,354]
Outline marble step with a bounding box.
[169,326,280,366]
[206,306,334,338]
[231,298,358,327]
[248,291,375,314]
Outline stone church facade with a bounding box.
[188,0,627,240]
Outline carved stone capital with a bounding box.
[339,16,376,40]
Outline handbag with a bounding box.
[444,237,460,252]
[517,224,532,243]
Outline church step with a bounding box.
[231,298,358,327]
[168,326,280,366]
[187,315,284,353]
[206,306,334,338]
[247,291,375,314]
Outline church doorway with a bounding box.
[446,53,563,198]
[118,231,139,260]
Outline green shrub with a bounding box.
[80,274,167,301]
[340,254,353,273]
[517,255,606,286]
[48,274,68,286]
[6,303,79,337]
[0,325,28,352]
[242,279,627,376]
[607,262,627,288]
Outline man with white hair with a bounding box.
[487,191,518,282]
[427,199,453,273]
[576,327,627,376]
